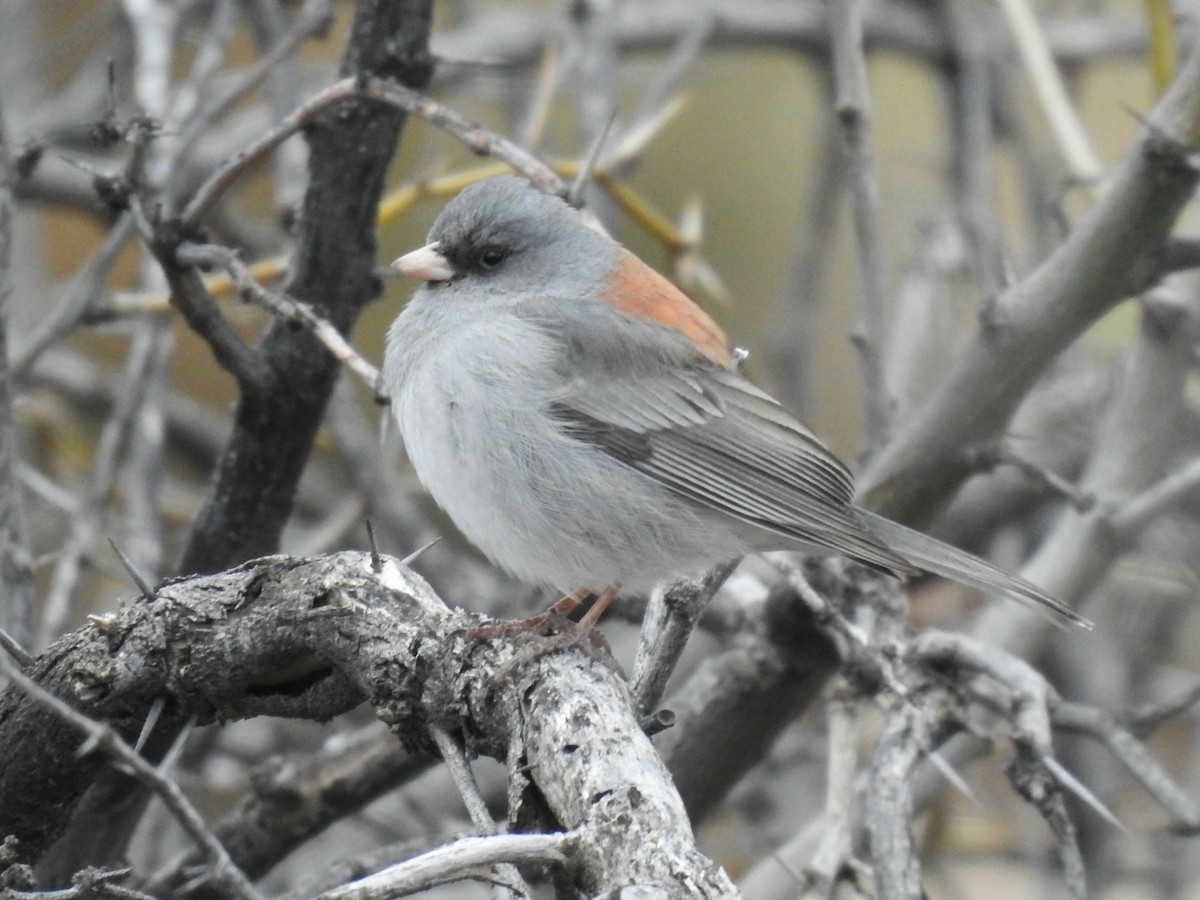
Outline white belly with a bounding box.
[387,315,744,593]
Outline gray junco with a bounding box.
[383,174,1089,629]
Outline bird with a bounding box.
[382,174,1090,630]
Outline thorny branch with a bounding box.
[4,2,1200,897]
[0,553,741,897]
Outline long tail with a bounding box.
[856,509,1092,630]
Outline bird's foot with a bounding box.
[466,587,594,640]
[471,586,623,678]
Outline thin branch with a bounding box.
[829,0,892,450]
[0,624,34,668]
[0,651,263,900]
[806,696,861,886]
[995,0,1104,187]
[38,319,168,645]
[182,76,565,229]
[313,833,572,900]
[0,97,32,647]
[6,867,157,900]
[1053,700,1200,832]
[630,559,737,715]
[1005,750,1087,899]
[864,693,955,900]
[175,242,382,395]
[433,2,1150,76]
[127,198,269,392]
[11,214,136,380]
[146,723,433,896]
[429,724,530,899]
[967,440,1096,512]
[1110,454,1200,538]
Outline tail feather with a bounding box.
[856,509,1092,630]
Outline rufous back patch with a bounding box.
[602,252,733,368]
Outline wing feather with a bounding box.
[551,367,916,575]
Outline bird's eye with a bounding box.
[477,246,508,269]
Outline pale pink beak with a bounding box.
[392,242,457,282]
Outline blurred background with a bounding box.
[3,0,1198,897]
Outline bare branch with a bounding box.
[313,833,572,900]
[175,241,380,394]
[860,41,1200,525]
[0,98,32,648]
[0,651,262,900]
[0,553,740,895]
[630,559,737,716]
[830,0,892,450]
[182,76,565,230]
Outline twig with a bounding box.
[118,320,170,582]
[630,559,737,715]
[433,2,1150,76]
[915,630,1126,834]
[622,11,712,143]
[1053,700,1200,832]
[183,75,565,229]
[146,722,434,896]
[1110,455,1200,538]
[0,623,34,668]
[39,317,165,645]
[829,0,892,451]
[773,558,905,698]
[171,0,333,196]
[768,118,841,413]
[1005,750,1087,899]
[180,77,358,227]
[967,440,1096,511]
[11,214,136,379]
[570,0,619,221]
[806,695,861,886]
[1128,679,1200,736]
[175,241,382,394]
[359,77,564,194]
[995,0,1104,188]
[312,833,572,900]
[0,650,263,900]
[325,377,433,553]
[129,200,268,392]
[864,692,955,900]
[6,867,158,900]
[429,724,530,898]
[515,43,562,149]
[0,97,32,648]
[107,538,157,601]
[945,4,1005,294]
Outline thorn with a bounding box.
[0,626,35,669]
[135,696,166,754]
[928,750,978,805]
[108,538,157,601]
[402,537,442,566]
[569,106,619,208]
[77,728,106,758]
[609,94,689,167]
[158,716,196,775]
[678,194,703,246]
[87,612,121,632]
[1042,755,1129,834]
[365,519,383,573]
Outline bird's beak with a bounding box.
[392,242,457,282]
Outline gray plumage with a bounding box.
[383,175,1090,629]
